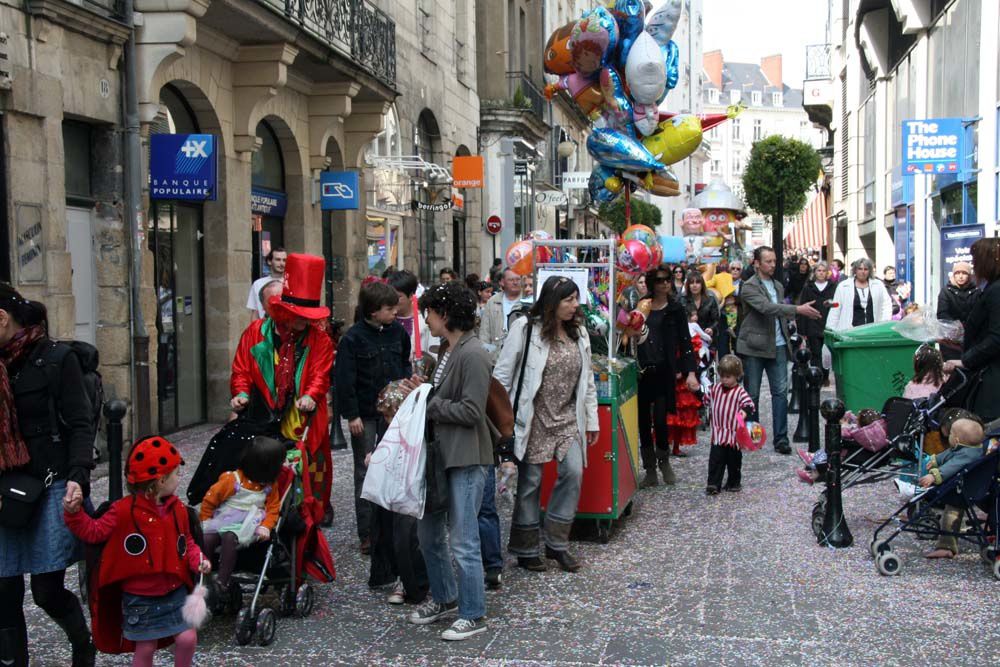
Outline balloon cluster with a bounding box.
[544,1,742,207]
[505,230,557,276]
[616,223,662,276]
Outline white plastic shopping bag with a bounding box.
[361,383,432,518]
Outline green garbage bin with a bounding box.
[825,322,921,414]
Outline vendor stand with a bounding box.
[533,239,641,543]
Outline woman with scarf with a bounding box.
[230,253,335,581]
[0,284,96,667]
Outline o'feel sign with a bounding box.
[902,118,963,174]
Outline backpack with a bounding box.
[34,340,105,453]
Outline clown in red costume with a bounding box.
[230,253,335,583]
[63,437,209,662]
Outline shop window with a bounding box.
[252,121,284,191]
[63,121,93,201]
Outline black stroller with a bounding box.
[869,449,1000,578]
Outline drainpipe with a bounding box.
[121,0,151,436]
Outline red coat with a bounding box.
[64,494,202,654]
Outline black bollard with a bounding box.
[806,366,823,453]
[788,333,802,415]
[104,400,128,502]
[819,398,853,548]
[792,346,812,442]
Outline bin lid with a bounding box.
[824,321,917,347]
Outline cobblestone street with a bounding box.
[23,390,1000,666]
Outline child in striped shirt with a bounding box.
[706,355,756,495]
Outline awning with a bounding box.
[784,189,828,251]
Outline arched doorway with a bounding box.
[251,120,286,279]
[148,83,209,432]
[416,109,442,282]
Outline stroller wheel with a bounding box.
[295,583,315,618]
[235,608,255,646]
[993,559,1000,581]
[811,502,825,540]
[876,552,902,576]
[256,608,277,646]
[980,545,998,565]
[869,539,891,559]
[278,586,297,617]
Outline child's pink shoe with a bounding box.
[796,469,815,485]
[796,449,814,466]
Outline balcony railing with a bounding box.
[805,44,832,81]
[264,0,396,88]
[506,71,546,120]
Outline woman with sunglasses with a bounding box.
[634,266,699,487]
[670,265,687,297]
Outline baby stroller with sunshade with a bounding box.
[869,448,1000,578]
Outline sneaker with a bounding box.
[516,556,547,572]
[387,579,405,605]
[408,599,458,625]
[440,617,487,641]
[639,470,659,488]
[705,485,720,496]
[485,569,502,590]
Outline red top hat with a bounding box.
[269,253,331,321]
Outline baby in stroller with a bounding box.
[200,436,285,608]
[920,418,987,559]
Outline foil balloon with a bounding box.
[624,32,666,105]
[544,73,605,115]
[544,21,577,75]
[505,240,533,276]
[616,239,656,275]
[588,165,622,203]
[622,224,658,249]
[598,68,635,136]
[662,40,680,94]
[583,305,610,338]
[609,0,646,70]
[645,0,683,46]
[632,102,661,136]
[570,6,619,76]
[641,114,704,165]
[587,127,665,173]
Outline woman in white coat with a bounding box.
[827,257,892,331]
[493,276,599,574]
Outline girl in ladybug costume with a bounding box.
[63,436,210,666]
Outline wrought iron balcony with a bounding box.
[506,71,546,120]
[262,0,396,88]
[805,44,832,80]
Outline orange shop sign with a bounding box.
[452,156,484,189]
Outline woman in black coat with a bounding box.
[944,239,1000,422]
[682,271,720,342]
[936,260,980,361]
[797,262,837,381]
[636,266,699,488]
[0,284,96,666]
[785,257,811,304]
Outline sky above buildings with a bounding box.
[702,0,830,86]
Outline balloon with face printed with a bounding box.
[616,239,656,275]
[645,0,683,46]
[587,127,665,173]
[570,6,619,76]
[641,114,704,165]
[599,68,635,136]
[544,21,577,75]
[544,73,606,115]
[625,32,666,105]
[609,0,646,69]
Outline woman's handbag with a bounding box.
[0,470,48,528]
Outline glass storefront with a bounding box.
[251,121,285,279]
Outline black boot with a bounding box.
[0,626,28,667]
[52,605,96,667]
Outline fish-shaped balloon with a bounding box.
[645,0,683,46]
[641,114,704,166]
[587,128,665,173]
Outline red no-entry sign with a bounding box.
[486,215,503,235]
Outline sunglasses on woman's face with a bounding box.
[653,275,670,283]
[673,269,684,275]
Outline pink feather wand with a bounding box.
[182,556,209,628]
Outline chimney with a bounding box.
[703,50,723,89]
[761,54,782,89]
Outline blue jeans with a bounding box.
[417,465,488,621]
[510,442,583,555]
[743,345,789,446]
[478,465,503,572]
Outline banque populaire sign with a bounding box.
[901,119,963,175]
[149,134,218,200]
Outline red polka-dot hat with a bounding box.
[126,436,185,484]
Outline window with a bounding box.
[730,89,741,105]
[732,155,742,176]
[752,119,763,141]
[63,121,93,200]
[252,121,284,192]
[711,159,721,173]
[418,0,433,57]
[709,89,720,104]
[772,92,783,106]
[732,118,741,141]
[751,91,762,106]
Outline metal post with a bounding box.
[819,398,853,548]
[793,345,812,442]
[806,366,823,453]
[788,333,802,415]
[104,400,128,502]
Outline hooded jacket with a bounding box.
[936,277,979,323]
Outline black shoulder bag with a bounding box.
[510,320,534,439]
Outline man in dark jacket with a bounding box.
[936,261,979,361]
[335,281,411,553]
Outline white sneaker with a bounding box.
[387,579,405,605]
[440,617,487,641]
